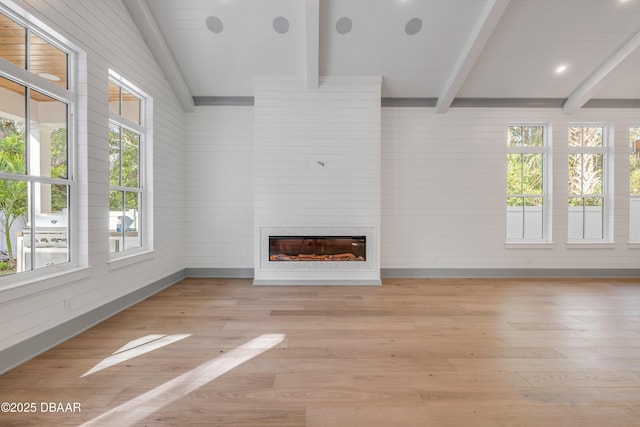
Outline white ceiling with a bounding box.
[129,0,640,111]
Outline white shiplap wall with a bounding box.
[185,106,254,268]
[382,107,639,270]
[185,104,639,274]
[0,0,186,357]
[253,77,382,282]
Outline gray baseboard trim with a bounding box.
[0,269,187,375]
[381,268,640,278]
[185,267,254,278]
[185,267,640,279]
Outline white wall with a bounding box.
[185,105,640,272]
[185,106,254,268]
[382,107,638,269]
[253,77,381,228]
[0,0,186,354]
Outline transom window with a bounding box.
[506,125,549,241]
[0,8,74,278]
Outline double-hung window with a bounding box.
[567,124,608,241]
[630,126,640,242]
[0,7,75,278]
[506,125,549,241]
[108,72,148,256]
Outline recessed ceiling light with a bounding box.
[405,18,422,36]
[38,72,61,81]
[336,17,352,35]
[555,64,568,74]
[273,16,290,34]
[206,16,224,34]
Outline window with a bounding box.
[630,126,640,242]
[108,73,148,255]
[0,8,74,277]
[506,125,549,241]
[567,124,608,241]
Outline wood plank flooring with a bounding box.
[2,277,640,426]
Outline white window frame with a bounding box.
[0,2,81,288]
[506,123,552,244]
[629,125,640,243]
[567,123,612,243]
[108,70,152,260]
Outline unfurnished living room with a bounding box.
[1,0,640,425]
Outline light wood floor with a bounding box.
[2,277,640,426]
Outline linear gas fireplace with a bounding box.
[255,226,380,285]
[269,236,366,261]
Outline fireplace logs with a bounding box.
[269,236,366,261]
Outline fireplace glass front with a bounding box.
[269,236,366,261]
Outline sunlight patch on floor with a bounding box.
[80,334,191,378]
[79,333,285,427]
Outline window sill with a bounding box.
[108,250,155,271]
[504,242,554,249]
[628,242,640,249]
[0,266,93,303]
[565,242,616,249]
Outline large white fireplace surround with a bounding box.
[253,76,382,285]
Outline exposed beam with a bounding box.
[123,0,195,112]
[435,0,510,114]
[304,0,319,89]
[563,28,640,114]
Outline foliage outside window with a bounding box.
[0,9,72,277]
[567,125,606,241]
[506,125,547,241]
[108,75,145,254]
[630,127,640,242]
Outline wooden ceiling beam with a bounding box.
[123,0,195,112]
[435,0,510,114]
[563,27,640,114]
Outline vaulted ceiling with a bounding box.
[124,0,640,113]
